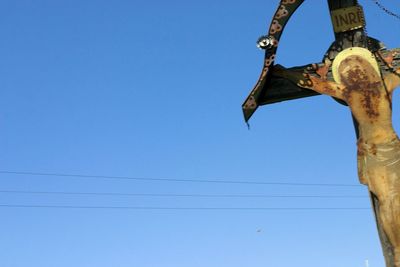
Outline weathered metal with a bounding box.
[330,6,365,33]
[243,0,400,266]
[242,0,305,123]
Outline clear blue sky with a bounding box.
[1,0,399,266]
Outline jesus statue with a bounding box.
[274,46,400,266]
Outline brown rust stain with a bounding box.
[299,61,339,97]
[298,73,314,89]
[370,144,377,156]
[357,138,365,156]
[269,20,282,35]
[339,56,382,121]
[316,63,330,80]
[306,61,331,82]
[275,5,289,19]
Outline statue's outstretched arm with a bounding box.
[273,64,346,100]
[378,48,400,92]
[383,72,400,93]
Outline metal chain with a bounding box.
[371,0,400,20]
[360,27,393,105]
[356,4,373,49]
[358,2,394,104]
[365,1,400,79]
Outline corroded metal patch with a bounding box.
[242,0,305,123]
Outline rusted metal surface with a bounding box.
[242,0,372,123]
[253,37,384,107]
[242,0,305,123]
[330,6,365,33]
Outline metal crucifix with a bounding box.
[242,1,400,266]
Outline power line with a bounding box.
[0,204,370,210]
[0,171,362,187]
[0,190,368,199]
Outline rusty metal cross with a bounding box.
[242,1,400,266]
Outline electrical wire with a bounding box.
[0,171,362,187]
[0,204,370,210]
[0,190,368,198]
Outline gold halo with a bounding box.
[332,47,381,84]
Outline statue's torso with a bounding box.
[338,55,398,144]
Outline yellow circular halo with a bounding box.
[332,47,381,84]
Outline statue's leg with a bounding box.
[382,175,400,267]
[364,140,400,267]
[370,192,396,267]
[378,195,400,267]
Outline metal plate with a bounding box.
[330,6,365,33]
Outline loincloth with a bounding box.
[357,137,400,193]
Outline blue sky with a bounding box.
[0,0,399,266]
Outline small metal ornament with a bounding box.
[256,35,275,50]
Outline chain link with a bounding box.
[371,0,400,20]
[366,0,400,78]
[360,1,397,102]
[355,4,373,49]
